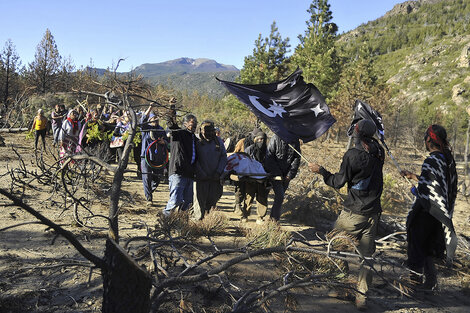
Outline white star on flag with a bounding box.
[267,100,286,117]
[311,104,324,117]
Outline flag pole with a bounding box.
[288,143,311,163]
[288,143,345,201]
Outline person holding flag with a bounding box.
[308,119,385,311]
[264,133,301,221]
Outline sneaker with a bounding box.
[240,217,248,223]
[256,217,265,225]
[355,294,367,311]
[146,201,153,207]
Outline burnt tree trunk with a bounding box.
[464,118,470,195]
[102,239,152,313]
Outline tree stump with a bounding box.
[102,239,152,313]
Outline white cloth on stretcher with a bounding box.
[224,153,267,179]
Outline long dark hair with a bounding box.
[425,124,454,166]
[425,124,457,205]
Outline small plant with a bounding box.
[25,130,34,140]
[244,220,292,249]
[189,210,229,236]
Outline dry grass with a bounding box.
[189,210,229,236]
[285,251,349,275]
[244,219,292,249]
[155,210,229,240]
[325,229,359,252]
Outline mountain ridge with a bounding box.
[132,57,239,76]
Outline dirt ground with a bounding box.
[1,131,470,312]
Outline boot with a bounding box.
[423,257,438,291]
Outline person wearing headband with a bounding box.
[401,124,458,292]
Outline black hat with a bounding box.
[355,120,376,138]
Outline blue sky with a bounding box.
[0,0,405,72]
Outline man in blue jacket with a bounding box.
[192,121,227,220]
[140,106,167,207]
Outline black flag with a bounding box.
[217,68,336,144]
[347,100,385,142]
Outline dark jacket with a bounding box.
[195,136,227,180]
[245,143,267,165]
[319,140,385,215]
[168,125,198,178]
[264,134,301,179]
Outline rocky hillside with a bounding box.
[338,0,470,146]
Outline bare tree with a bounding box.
[0,71,419,313]
[0,38,22,110]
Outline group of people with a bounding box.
[229,127,301,223]
[308,120,458,310]
[31,104,81,152]
[31,104,459,311]
[31,103,170,209]
[162,118,303,222]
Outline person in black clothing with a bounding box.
[163,114,198,216]
[308,119,385,311]
[264,134,301,221]
[243,131,269,223]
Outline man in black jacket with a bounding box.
[264,134,301,221]
[163,114,198,216]
[308,119,385,311]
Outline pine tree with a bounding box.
[0,39,22,109]
[240,21,290,84]
[291,0,340,101]
[27,29,62,94]
[56,55,76,91]
[332,44,390,139]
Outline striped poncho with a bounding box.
[407,151,458,262]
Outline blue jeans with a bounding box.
[52,123,61,144]
[270,180,289,220]
[141,158,162,201]
[164,174,194,216]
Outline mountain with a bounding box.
[88,58,239,97]
[133,57,238,76]
[133,58,239,97]
[337,0,470,137]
